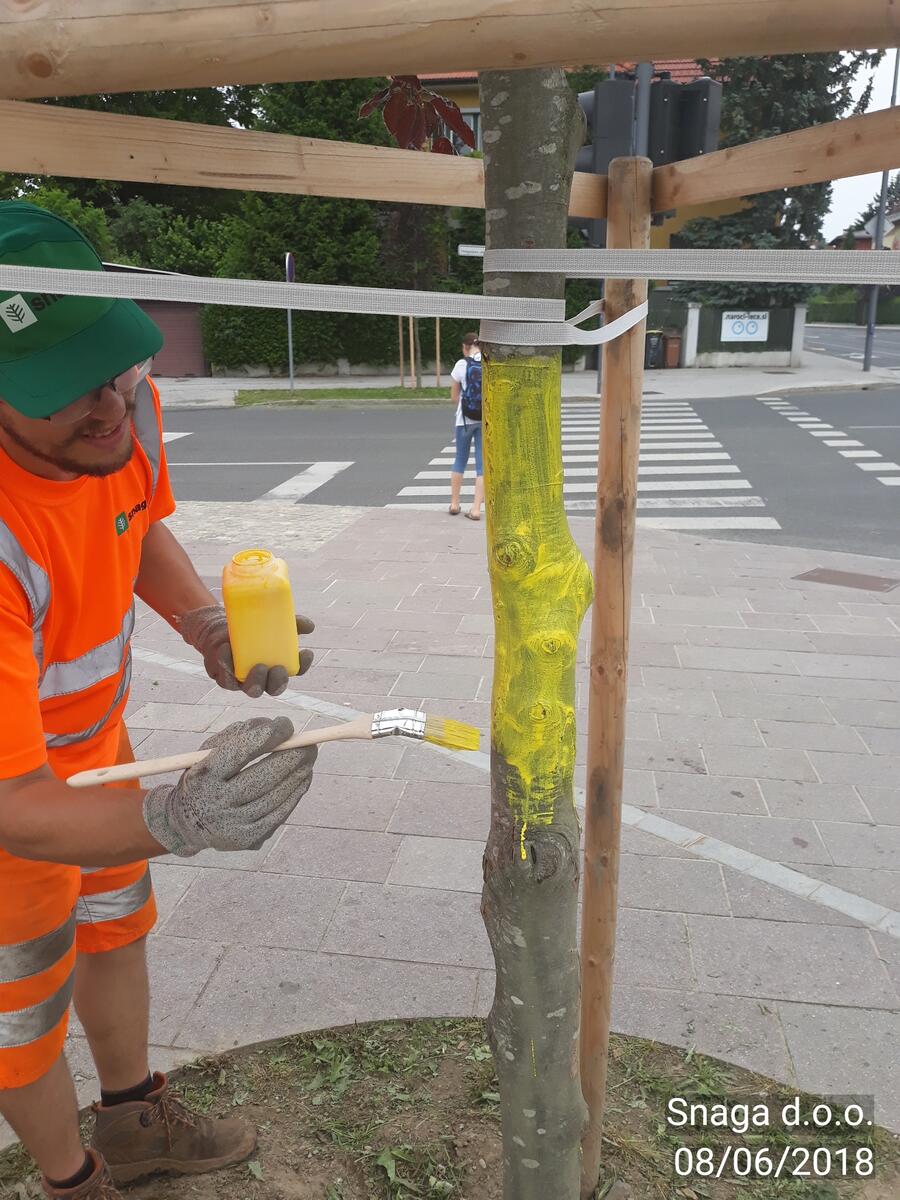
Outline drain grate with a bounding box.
[793,568,899,593]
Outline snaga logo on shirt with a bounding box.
[114,499,148,535]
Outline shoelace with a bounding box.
[139,1092,200,1146]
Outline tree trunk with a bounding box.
[479,67,592,1200]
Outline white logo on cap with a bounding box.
[1,295,38,333]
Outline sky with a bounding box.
[822,52,899,241]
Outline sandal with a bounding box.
[465,511,481,521]
[449,506,461,516]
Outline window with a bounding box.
[451,109,481,154]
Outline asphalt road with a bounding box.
[161,388,900,559]
[805,323,900,371]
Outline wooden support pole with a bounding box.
[652,104,900,212]
[3,96,899,220]
[398,315,406,388]
[0,99,605,220]
[2,2,896,100]
[579,156,652,1200]
[407,316,416,389]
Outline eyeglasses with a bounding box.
[45,358,154,425]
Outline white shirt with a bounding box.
[452,352,482,427]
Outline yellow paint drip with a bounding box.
[520,820,528,861]
[484,355,593,829]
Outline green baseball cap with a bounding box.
[0,200,164,418]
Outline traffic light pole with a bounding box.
[862,46,899,373]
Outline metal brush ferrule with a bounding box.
[370,708,426,740]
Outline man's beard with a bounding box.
[0,401,136,478]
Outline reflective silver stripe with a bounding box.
[75,866,152,926]
[39,602,135,701]
[132,377,161,497]
[46,648,132,749]
[0,970,74,1049]
[0,912,75,986]
[0,519,50,678]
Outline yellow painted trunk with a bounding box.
[483,352,593,846]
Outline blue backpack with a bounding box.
[461,356,482,422]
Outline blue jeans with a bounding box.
[453,422,483,475]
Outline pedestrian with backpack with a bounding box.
[448,332,484,520]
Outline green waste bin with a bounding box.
[644,329,665,369]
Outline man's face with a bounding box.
[0,384,137,480]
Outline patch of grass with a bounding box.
[0,1020,895,1200]
[235,385,448,406]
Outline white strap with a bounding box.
[0,263,645,350]
[483,248,900,287]
[480,300,648,347]
[0,263,562,323]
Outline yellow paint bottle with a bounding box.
[221,549,300,681]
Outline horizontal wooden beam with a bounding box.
[652,106,900,212]
[1,2,896,100]
[0,99,607,220]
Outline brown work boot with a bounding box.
[91,1071,257,1185]
[42,1149,121,1199]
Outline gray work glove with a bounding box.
[143,716,317,857]
[177,605,315,697]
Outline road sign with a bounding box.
[721,310,768,343]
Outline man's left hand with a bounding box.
[177,605,315,697]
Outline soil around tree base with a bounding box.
[0,1019,896,1200]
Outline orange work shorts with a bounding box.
[0,724,157,1090]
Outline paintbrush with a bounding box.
[66,708,480,789]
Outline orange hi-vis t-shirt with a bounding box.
[0,378,174,782]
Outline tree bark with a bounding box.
[480,67,592,1200]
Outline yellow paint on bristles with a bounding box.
[423,715,480,752]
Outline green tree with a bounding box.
[672,53,882,308]
[107,197,223,275]
[856,171,900,227]
[22,186,114,259]
[201,79,398,370]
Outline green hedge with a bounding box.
[808,298,900,325]
[807,300,858,323]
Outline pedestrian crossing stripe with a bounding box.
[396,401,781,530]
[760,396,900,489]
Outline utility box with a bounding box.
[663,329,682,368]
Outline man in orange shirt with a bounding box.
[0,203,319,1198]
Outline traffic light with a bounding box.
[575,72,723,241]
[574,79,637,245]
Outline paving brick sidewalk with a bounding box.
[5,503,899,1147]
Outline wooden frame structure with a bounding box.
[2,5,897,1197]
[1,2,896,97]
[1,97,898,221]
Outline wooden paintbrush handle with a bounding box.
[66,715,372,789]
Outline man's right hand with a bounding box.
[142,716,316,857]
